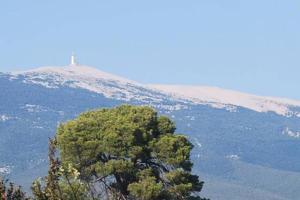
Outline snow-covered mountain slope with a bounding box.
[150,84,300,117]
[12,65,136,85]
[10,65,300,117]
[11,65,183,107]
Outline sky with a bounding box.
[0,0,300,99]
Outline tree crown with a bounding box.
[55,105,205,200]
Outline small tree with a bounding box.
[0,178,29,200]
[55,105,208,200]
[31,139,89,200]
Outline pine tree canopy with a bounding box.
[55,105,207,200]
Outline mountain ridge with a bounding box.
[150,84,300,117]
[1,64,300,200]
[7,65,300,117]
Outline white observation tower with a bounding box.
[70,53,77,66]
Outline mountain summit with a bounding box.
[1,64,300,200]
[10,65,171,104]
[9,64,300,117]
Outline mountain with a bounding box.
[11,65,189,109]
[1,64,300,200]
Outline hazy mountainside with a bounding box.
[150,84,300,117]
[1,65,300,199]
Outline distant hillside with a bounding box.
[1,65,300,200]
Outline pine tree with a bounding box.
[55,105,208,200]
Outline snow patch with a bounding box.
[0,115,10,122]
[226,154,240,160]
[22,104,48,113]
[194,139,202,148]
[0,166,11,174]
[282,127,300,138]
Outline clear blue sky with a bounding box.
[0,0,299,99]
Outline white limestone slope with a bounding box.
[149,85,300,117]
[12,64,138,86]
[10,65,179,106]
[10,65,300,117]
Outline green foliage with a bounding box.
[128,169,163,200]
[151,134,194,170]
[165,169,204,198]
[157,116,176,135]
[0,178,29,200]
[55,105,207,199]
[31,140,90,200]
